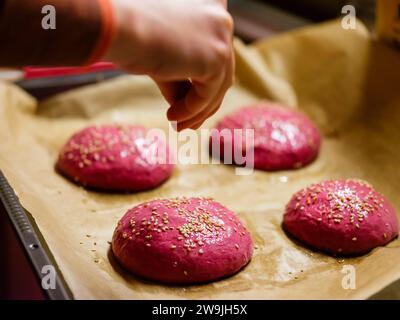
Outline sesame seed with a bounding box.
[352,237,357,241]
[198,249,204,254]
[171,244,176,250]
[235,244,239,249]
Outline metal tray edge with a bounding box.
[0,170,72,300]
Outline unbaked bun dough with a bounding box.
[57,124,173,192]
[210,102,321,170]
[112,197,253,283]
[283,179,399,255]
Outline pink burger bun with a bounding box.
[283,179,399,255]
[57,124,174,192]
[112,197,253,284]
[210,102,321,171]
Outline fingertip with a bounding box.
[176,121,199,132]
[176,122,186,132]
[191,122,203,130]
[167,102,184,121]
[167,101,197,122]
[179,118,205,131]
[166,107,175,121]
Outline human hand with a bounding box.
[104,0,235,131]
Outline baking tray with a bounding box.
[0,170,72,300]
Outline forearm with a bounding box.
[0,0,114,67]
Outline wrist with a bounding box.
[85,0,116,65]
[103,0,145,66]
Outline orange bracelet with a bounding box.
[85,0,116,65]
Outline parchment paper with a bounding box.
[1,20,400,299]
